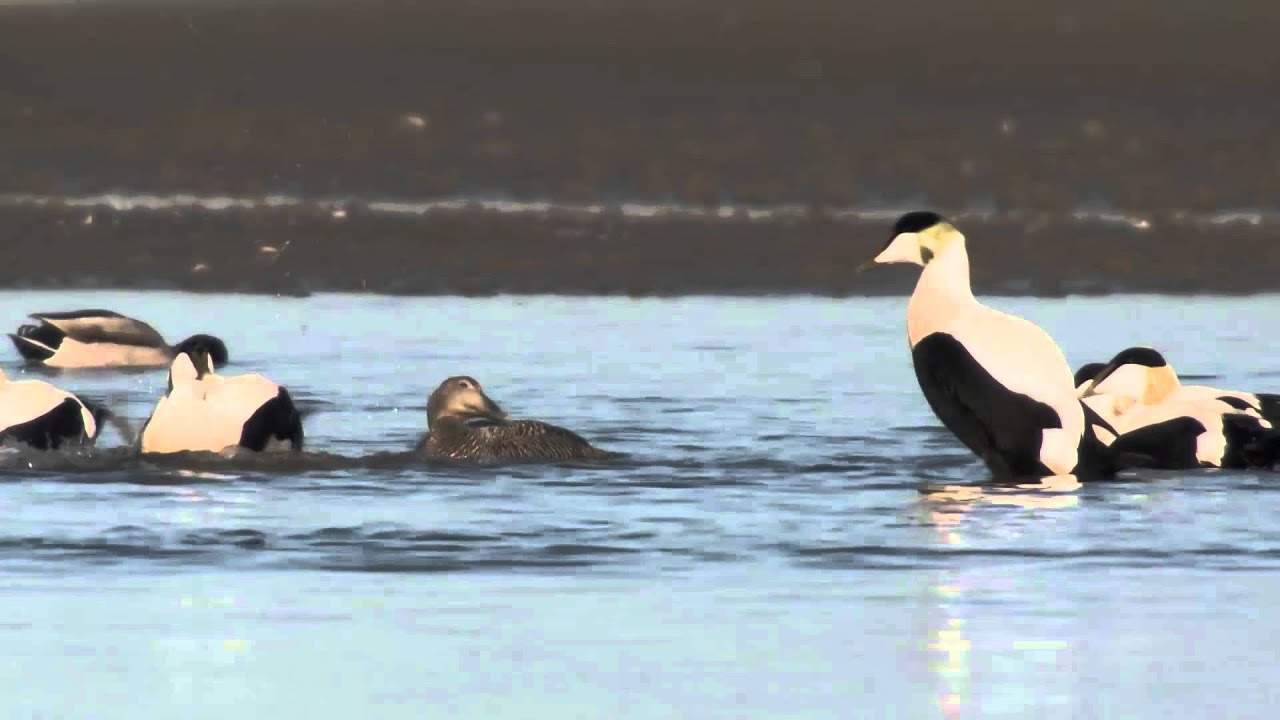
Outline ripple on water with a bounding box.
[4,293,1280,580]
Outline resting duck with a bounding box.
[1076,346,1280,424]
[1078,347,1280,469]
[417,376,613,463]
[9,309,228,369]
[0,365,106,450]
[139,347,303,455]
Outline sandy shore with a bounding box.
[1,0,1277,295]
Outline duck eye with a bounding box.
[459,381,470,389]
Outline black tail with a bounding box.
[1222,413,1280,470]
[238,387,304,452]
[1253,393,1280,427]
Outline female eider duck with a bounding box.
[859,211,1114,479]
[9,310,228,369]
[417,376,612,463]
[1074,347,1280,469]
[0,366,106,450]
[139,347,303,455]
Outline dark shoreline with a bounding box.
[1,0,1278,296]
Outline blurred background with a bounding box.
[1,0,1277,295]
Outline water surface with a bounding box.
[2,291,1278,718]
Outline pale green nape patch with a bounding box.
[917,222,964,264]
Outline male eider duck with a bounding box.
[1077,346,1280,424]
[139,347,302,455]
[859,211,1114,479]
[417,376,612,463]
[1075,347,1280,469]
[9,309,228,369]
[0,365,106,450]
[1090,393,1280,470]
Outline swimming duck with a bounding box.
[859,211,1115,479]
[0,365,106,450]
[417,376,612,463]
[9,309,228,369]
[139,347,303,455]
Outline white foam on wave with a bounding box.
[0,191,1274,229]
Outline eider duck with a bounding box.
[9,309,228,369]
[1077,346,1280,424]
[1091,394,1280,470]
[859,211,1114,479]
[417,376,612,463]
[0,365,106,450]
[1075,347,1280,469]
[139,347,303,455]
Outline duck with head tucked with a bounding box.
[9,309,228,370]
[139,346,303,455]
[417,376,613,463]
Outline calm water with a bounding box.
[3,290,1280,718]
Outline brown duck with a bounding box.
[416,376,614,462]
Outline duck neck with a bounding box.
[908,236,976,345]
[921,236,974,300]
[428,415,472,441]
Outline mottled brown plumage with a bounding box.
[417,376,612,463]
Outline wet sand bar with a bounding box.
[0,204,1270,297]
[1,0,1277,295]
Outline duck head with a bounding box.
[1078,346,1179,406]
[858,210,965,271]
[427,376,509,430]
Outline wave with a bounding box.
[3,191,1275,229]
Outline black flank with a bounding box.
[238,387,304,452]
[911,331,1065,479]
[0,398,91,450]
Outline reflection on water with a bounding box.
[921,477,1088,718]
[923,476,1083,524]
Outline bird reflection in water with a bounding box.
[917,476,1080,717]
[924,475,1082,528]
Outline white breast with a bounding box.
[906,244,1085,475]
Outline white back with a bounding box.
[141,362,281,454]
[1180,385,1261,411]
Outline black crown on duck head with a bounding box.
[891,211,945,237]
